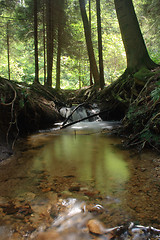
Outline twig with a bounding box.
[1,80,19,148]
[11,113,19,149]
[135,78,152,103]
[4,83,17,146]
[149,142,160,153]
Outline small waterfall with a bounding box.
[60,104,101,123]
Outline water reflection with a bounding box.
[32,122,129,195]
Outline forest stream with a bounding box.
[0,121,160,239]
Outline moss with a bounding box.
[134,67,155,85]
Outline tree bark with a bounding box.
[7,22,11,81]
[43,0,46,85]
[96,0,105,89]
[34,0,39,83]
[46,0,54,86]
[56,33,61,90]
[79,0,99,86]
[88,0,93,86]
[114,0,158,73]
[56,0,64,90]
[78,60,82,89]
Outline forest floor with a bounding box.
[1,66,160,161]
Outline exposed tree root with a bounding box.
[1,65,160,156]
[0,77,64,151]
[120,67,160,150]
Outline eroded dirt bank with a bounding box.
[1,66,160,161]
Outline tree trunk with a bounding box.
[88,0,93,86]
[7,22,10,81]
[78,60,82,89]
[96,0,105,89]
[43,0,46,85]
[56,34,61,90]
[79,0,99,86]
[114,0,158,73]
[34,0,39,83]
[46,0,54,86]
[56,0,64,90]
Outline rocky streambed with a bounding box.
[0,122,160,239]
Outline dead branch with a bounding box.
[61,110,107,129]
[61,102,87,127]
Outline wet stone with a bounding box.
[69,186,80,192]
[36,230,62,240]
[16,192,36,201]
[87,219,105,235]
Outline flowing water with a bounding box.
[0,121,160,239]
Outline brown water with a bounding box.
[0,122,160,239]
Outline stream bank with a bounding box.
[1,66,160,160]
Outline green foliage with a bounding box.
[19,98,25,108]
[0,0,159,89]
[150,81,160,102]
[134,0,160,65]
[140,129,160,145]
[140,129,152,142]
[126,104,147,121]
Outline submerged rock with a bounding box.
[87,219,105,234]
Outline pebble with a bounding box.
[87,219,105,235]
[36,230,62,240]
[69,186,80,192]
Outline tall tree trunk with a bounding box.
[7,22,10,81]
[56,36,61,90]
[34,0,39,83]
[78,59,82,89]
[46,0,54,86]
[56,28,61,90]
[96,0,105,89]
[43,0,46,85]
[114,0,158,73]
[79,0,99,86]
[56,0,64,90]
[88,0,93,86]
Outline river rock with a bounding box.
[36,230,62,240]
[16,192,36,201]
[87,219,105,235]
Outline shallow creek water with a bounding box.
[0,122,160,239]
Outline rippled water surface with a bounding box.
[0,122,159,239]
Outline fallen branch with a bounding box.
[60,110,107,129]
[61,102,87,127]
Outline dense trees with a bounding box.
[0,0,121,87]
[56,0,65,90]
[79,0,99,86]
[34,0,39,83]
[96,0,105,89]
[46,0,55,86]
[0,0,159,88]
